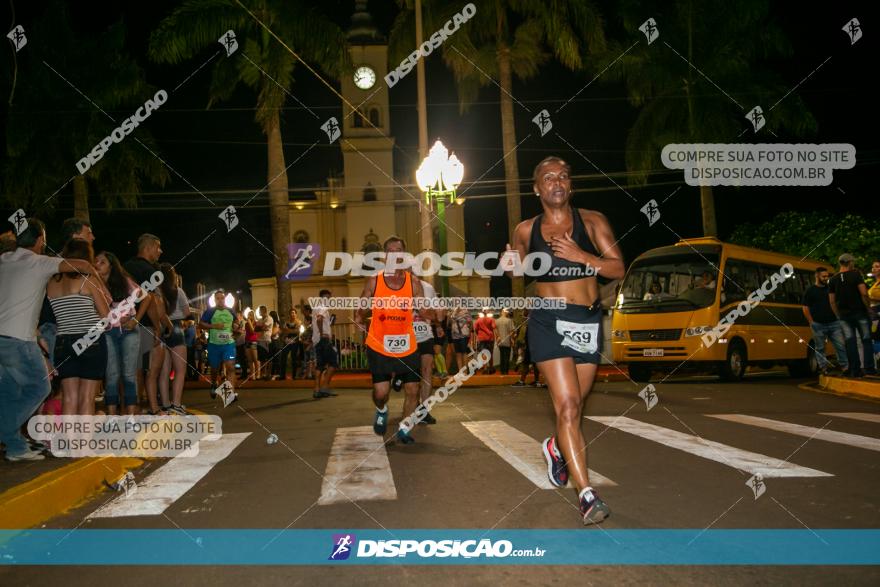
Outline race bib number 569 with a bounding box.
[383,334,411,354]
[556,320,599,354]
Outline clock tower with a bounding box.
[341,1,394,203]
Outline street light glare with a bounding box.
[444,153,464,189]
[416,140,465,191]
[415,160,435,191]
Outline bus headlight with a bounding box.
[685,326,714,337]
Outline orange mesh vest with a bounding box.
[366,272,417,357]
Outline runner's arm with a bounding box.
[503,220,531,279]
[550,210,624,279]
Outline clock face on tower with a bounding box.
[353,65,376,90]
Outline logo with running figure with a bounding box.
[328,533,356,560]
[284,243,320,281]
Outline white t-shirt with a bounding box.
[259,315,274,343]
[312,306,330,345]
[168,288,191,320]
[0,248,63,341]
[413,280,436,343]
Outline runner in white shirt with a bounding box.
[412,279,445,425]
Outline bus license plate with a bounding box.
[643,348,664,357]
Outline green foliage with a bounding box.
[728,211,880,270]
[2,1,168,213]
[604,0,817,186]
[149,0,349,132]
[389,0,606,113]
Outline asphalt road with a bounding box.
[4,372,880,585]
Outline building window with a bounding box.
[369,108,380,127]
[362,182,377,202]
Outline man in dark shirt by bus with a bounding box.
[802,266,848,375]
[828,254,877,377]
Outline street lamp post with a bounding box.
[416,140,464,298]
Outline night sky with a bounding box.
[3,1,877,303]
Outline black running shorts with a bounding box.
[366,347,420,384]
[527,302,603,364]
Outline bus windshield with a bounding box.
[617,253,721,313]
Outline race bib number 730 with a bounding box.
[555,320,599,354]
[383,334,411,354]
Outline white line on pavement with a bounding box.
[462,420,616,489]
[709,414,880,452]
[89,432,251,518]
[818,412,880,425]
[318,426,397,505]
[587,416,831,478]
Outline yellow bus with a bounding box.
[611,237,827,381]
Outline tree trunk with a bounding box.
[72,175,89,222]
[700,185,717,237]
[496,43,523,297]
[267,111,292,319]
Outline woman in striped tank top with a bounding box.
[47,240,110,415]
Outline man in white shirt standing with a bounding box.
[312,289,338,399]
[0,218,96,461]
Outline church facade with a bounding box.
[248,1,487,316]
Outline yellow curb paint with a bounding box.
[797,376,880,403]
[0,456,143,529]
[818,374,880,400]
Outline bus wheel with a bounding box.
[788,345,818,378]
[720,341,747,381]
[628,364,652,382]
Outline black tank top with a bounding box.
[528,206,599,283]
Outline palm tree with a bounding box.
[391,0,606,295]
[149,0,348,318]
[2,1,168,222]
[608,0,816,236]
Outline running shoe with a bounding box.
[510,381,527,387]
[313,390,331,399]
[391,377,403,392]
[5,449,46,462]
[542,436,569,488]
[418,412,437,425]
[396,429,415,444]
[373,409,388,435]
[169,404,190,416]
[579,487,611,525]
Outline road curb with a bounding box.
[0,409,210,529]
[0,455,143,529]
[798,376,880,403]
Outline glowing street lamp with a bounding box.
[416,140,464,297]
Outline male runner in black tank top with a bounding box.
[504,156,625,525]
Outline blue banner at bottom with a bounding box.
[1,530,879,565]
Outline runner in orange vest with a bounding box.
[355,236,435,444]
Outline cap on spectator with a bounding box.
[838,253,855,265]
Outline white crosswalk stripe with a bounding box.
[819,412,880,424]
[89,432,251,518]
[708,414,880,452]
[587,416,831,478]
[318,426,397,505]
[462,420,616,489]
